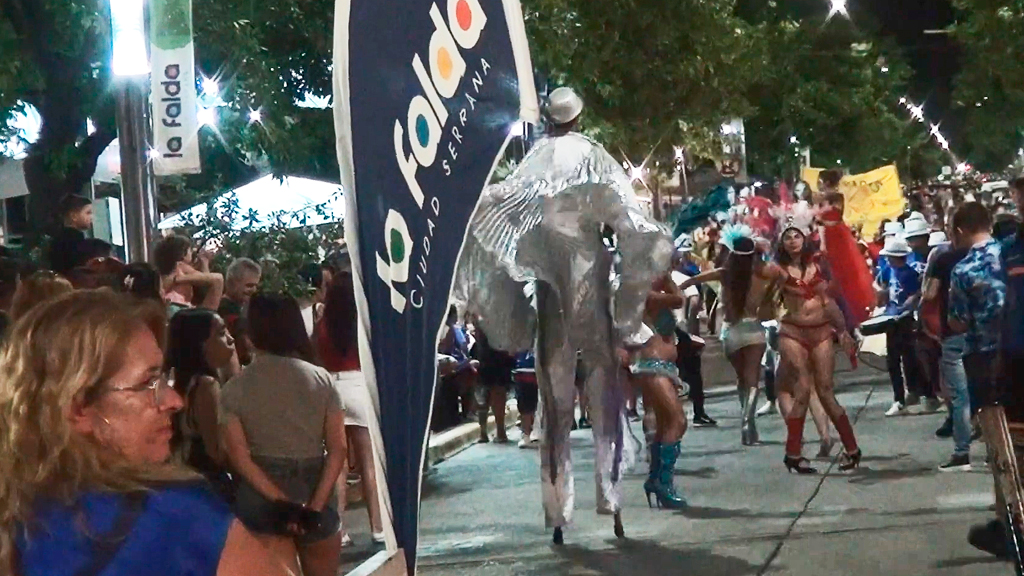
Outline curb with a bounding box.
[427,405,521,465]
[702,370,890,401]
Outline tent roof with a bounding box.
[159,175,344,231]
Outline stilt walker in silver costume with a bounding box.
[454,87,673,545]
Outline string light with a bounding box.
[898,96,953,154]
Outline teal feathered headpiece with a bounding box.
[719,223,755,255]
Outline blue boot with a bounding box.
[643,442,661,508]
[654,442,688,509]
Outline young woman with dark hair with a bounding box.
[119,262,165,304]
[774,221,861,474]
[316,273,385,545]
[682,233,778,446]
[220,293,347,576]
[165,308,236,498]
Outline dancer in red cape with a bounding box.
[816,172,875,327]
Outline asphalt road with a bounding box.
[410,371,1011,576]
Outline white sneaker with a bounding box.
[885,402,906,417]
[341,532,354,547]
[372,532,386,544]
[756,401,777,417]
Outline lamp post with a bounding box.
[110,0,157,263]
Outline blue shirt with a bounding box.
[879,253,925,316]
[1001,232,1024,354]
[18,482,232,576]
[949,238,1006,354]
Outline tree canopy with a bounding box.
[951,0,1024,172]
[0,0,974,246]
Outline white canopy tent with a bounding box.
[158,175,345,231]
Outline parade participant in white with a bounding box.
[455,87,672,545]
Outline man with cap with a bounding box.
[901,216,944,414]
[904,216,933,263]
[878,235,928,416]
[873,220,904,286]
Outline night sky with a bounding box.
[858,0,959,126]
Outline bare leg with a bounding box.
[809,389,834,456]
[779,336,813,458]
[810,338,860,458]
[256,535,300,576]
[350,426,384,533]
[644,375,686,444]
[297,534,342,576]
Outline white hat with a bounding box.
[880,236,912,257]
[674,235,694,252]
[546,87,584,125]
[883,221,904,237]
[906,211,927,223]
[903,218,930,239]
[928,231,949,247]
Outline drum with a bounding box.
[860,314,897,337]
[512,368,537,385]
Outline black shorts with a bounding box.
[515,377,539,414]
[234,455,340,544]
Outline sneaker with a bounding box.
[518,437,539,449]
[939,454,972,472]
[968,520,1009,559]
[693,413,718,427]
[372,532,386,545]
[341,532,354,547]
[935,418,954,438]
[884,402,906,417]
[755,401,777,417]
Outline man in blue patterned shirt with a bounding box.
[966,182,1024,559]
[948,202,1006,426]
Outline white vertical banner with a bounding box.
[150,0,201,175]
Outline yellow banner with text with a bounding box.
[802,165,905,238]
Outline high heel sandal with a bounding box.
[784,455,818,474]
[838,448,862,471]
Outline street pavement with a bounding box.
[409,358,1011,576]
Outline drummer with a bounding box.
[876,236,928,417]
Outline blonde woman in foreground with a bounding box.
[0,290,285,576]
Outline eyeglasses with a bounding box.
[103,373,176,406]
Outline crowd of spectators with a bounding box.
[0,194,388,575]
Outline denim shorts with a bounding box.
[234,455,340,544]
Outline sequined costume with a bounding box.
[455,132,672,529]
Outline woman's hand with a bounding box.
[839,331,857,357]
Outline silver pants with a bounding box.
[535,280,628,528]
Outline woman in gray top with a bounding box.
[221,293,347,576]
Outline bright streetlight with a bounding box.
[109,0,149,76]
[248,109,263,124]
[828,0,848,19]
[198,107,216,127]
[201,76,220,97]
